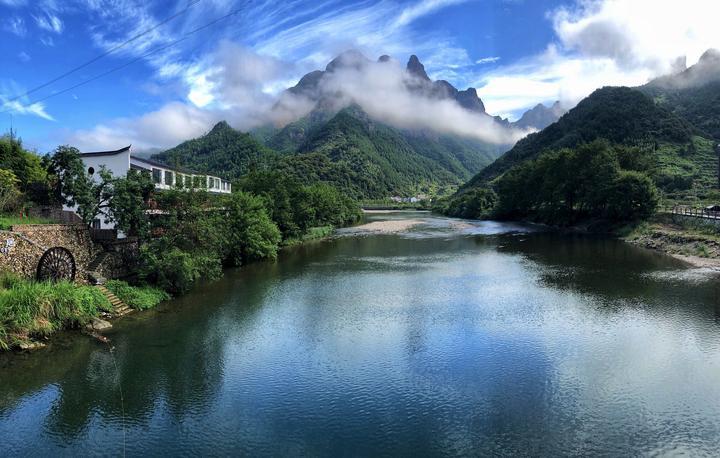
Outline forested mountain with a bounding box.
[442,50,720,222]
[285,105,501,197]
[512,101,565,131]
[462,86,697,190]
[152,52,567,199]
[151,121,276,180]
[640,49,720,141]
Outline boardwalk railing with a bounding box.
[664,206,720,220]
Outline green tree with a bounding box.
[224,191,281,265]
[0,169,20,212]
[107,170,155,237]
[606,171,659,220]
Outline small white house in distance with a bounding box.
[65,145,231,231]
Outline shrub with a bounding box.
[105,280,170,311]
[140,247,222,294]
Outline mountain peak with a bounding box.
[209,120,232,134]
[326,49,369,72]
[698,48,720,66]
[378,55,391,63]
[406,55,430,80]
[455,88,485,113]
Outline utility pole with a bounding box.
[717,143,720,189]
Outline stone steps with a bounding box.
[95,285,133,317]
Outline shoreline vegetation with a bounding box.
[0,138,362,352]
[622,214,720,269]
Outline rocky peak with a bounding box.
[325,49,369,73]
[456,88,486,113]
[378,55,391,63]
[406,55,430,80]
[698,48,720,65]
[209,120,233,134]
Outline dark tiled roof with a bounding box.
[79,145,131,157]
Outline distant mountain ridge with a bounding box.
[151,52,566,199]
[455,50,720,200]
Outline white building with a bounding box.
[66,145,231,231]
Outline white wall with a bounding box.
[63,150,131,232]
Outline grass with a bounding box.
[0,214,55,230]
[105,280,170,311]
[0,272,112,350]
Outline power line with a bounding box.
[1,3,246,115]
[4,0,201,105]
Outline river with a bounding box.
[1,212,720,456]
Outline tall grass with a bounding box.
[0,273,112,350]
[0,214,55,230]
[105,280,170,311]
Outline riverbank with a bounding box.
[622,215,720,269]
[0,274,168,351]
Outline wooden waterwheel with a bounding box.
[36,247,76,282]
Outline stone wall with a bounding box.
[0,224,137,282]
[0,224,99,281]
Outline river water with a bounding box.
[1,212,720,456]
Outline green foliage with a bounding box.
[605,171,660,221]
[104,280,169,311]
[0,275,112,350]
[239,170,361,240]
[140,246,222,295]
[0,134,48,202]
[151,121,276,180]
[293,106,496,199]
[224,191,282,265]
[107,169,155,237]
[466,87,695,189]
[0,169,20,212]
[435,187,497,219]
[47,145,103,226]
[0,215,54,230]
[490,141,659,224]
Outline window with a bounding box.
[152,168,162,184]
[185,175,192,188]
[176,174,184,188]
[164,170,173,186]
[193,175,205,188]
[92,219,101,229]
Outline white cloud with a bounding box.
[475,0,720,119]
[475,56,500,65]
[17,51,30,62]
[1,81,54,121]
[66,102,217,151]
[320,56,528,144]
[3,16,26,36]
[0,0,27,6]
[393,0,471,29]
[2,100,55,121]
[34,13,63,34]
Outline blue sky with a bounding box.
[1,0,718,152]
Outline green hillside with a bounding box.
[441,83,720,221]
[152,121,276,180]
[639,50,720,141]
[463,86,695,190]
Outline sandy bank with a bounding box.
[351,219,424,234]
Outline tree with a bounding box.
[0,169,20,212]
[606,171,659,221]
[47,145,115,226]
[224,191,281,265]
[107,170,155,237]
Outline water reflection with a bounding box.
[0,213,719,456]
